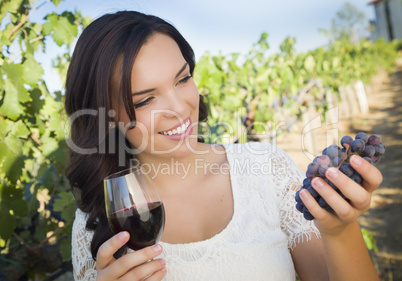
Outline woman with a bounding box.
[65,11,382,281]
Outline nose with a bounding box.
[161,88,187,120]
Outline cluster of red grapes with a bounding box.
[295,132,385,220]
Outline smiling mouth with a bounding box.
[158,119,191,136]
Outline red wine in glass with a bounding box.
[104,168,165,251]
[108,201,165,250]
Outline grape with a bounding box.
[325,144,341,159]
[318,165,329,177]
[340,163,354,177]
[318,197,329,209]
[307,185,320,199]
[351,139,365,153]
[307,162,319,174]
[329,182,339,192]
[374,145,385,156]
[372,155,381,164]
[341,135,353,148]
[355,132,368,143]
[368,134,381,146]
[351,172,363,184]
[295,190,302,203]
[295,132,385,220]
[296,202,304,212]
[363,157,373,164]
[363,145,375,157]
[303,178,311,186]
[303,212,315,221]
[317,155,331,166]
[306,171,315,179]
[332,156,343,167]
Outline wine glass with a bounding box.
[104,167,165,251]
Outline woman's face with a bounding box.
[118,32,200,160]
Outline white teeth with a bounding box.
[161,120,190,136]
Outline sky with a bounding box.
[29,0,376,93]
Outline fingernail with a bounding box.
[162,267,167,273]
[300,189,308,199]
[118,232,128,241]
[160,259,166,266]
[313,178,324,188]
[352,155,362,166]
[326,168,338,179]
[153,244,162,252]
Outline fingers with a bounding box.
[299,188,336,223]
[349,155,383,192]
[96,231,130,270]
[97,243,165,281]
[324,167,370,211]
[145,267,168,281]
[119,258,167,281]
[311,177,356,221]
[108,244,164,277]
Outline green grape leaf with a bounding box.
[0,183,28,217]
[41,134,58,157]
[0,23,13,45]
[332,57,340,69]
[0,134,24,183]
[0,79,24,119]
[22,54,44,85]
[304,55,315,73]
[51,0,62,6]
[53,192,75,212]
[10,120,30,139]
[41,94,63,117]
[280,36,296,55]
[224,95,242,108]
[0,208,16,240]
[0,118,13,139]
[0,62,31,119]
[42,12,78,47]
[257,32,269,51]
[27,88,45,115]
[59,238,71,262]
[48,111,66,141]
[0,0,24,16]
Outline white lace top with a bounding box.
[71,142,321,280]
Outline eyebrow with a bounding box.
[132,62,189,96]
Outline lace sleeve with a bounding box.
[270,144,321,250]
[71,208,97,281]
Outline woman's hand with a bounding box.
[95,232,167,281]
[300,155,383,236]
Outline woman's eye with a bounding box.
[134,97,154,108]
[178,75,192,85]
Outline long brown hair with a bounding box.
[64,11,208,259]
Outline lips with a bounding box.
[158,117,191,136]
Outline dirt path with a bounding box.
[353,59,402,281]
[277,58,402,280]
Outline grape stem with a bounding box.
[337,143,351,169]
